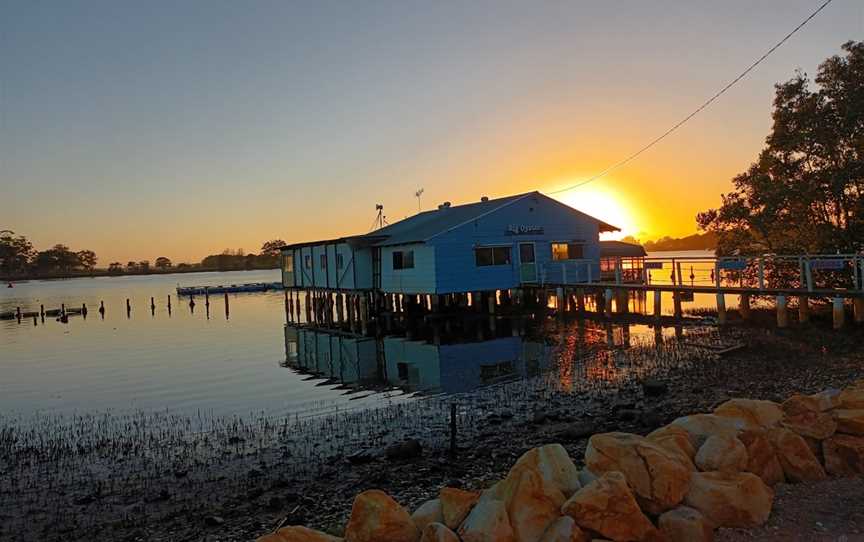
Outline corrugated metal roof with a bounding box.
[599,240,647,258]
[281,191,621,250]
[364,192,533,246]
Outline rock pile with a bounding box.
[258,379,864,542]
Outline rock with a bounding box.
[344,489,419,542]
[670,414,749,448]
[577,468,598,488]
[419,523,460,542]
[737,430,784,486]
[585,432,692,514]
[781,395,837,440]
[510,443,582,497]
[439,488,478,530]
[658,506,714,542]
[647,425,697,464]
[767,428,826,483]
[458,499,515,542]
[561,471,659,541]
[503,466,566,542]
[822,433,864,476]
[642,378,668,397]
[539,516,590,542]
[714,399,782,429]
[411,499,443,532]
[839,385,864,409]
[683,471,773,528]
[257,526,343,542]
[385,439,423,461]
[808,389,842,411]
[694,435,748,473]
[833,409,864,435]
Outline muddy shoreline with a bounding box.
[2,321,862,542]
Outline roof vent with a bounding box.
[480,196,489,202]
[438,201,451,210]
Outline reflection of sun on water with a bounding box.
[551,185,639,241]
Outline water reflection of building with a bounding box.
[283,324,551,395]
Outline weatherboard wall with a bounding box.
[431,193,602,293]
[379,243,436,294]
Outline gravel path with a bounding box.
[717,477,864,542]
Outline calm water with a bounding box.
[1,253,722,419]
[0,270,367,417]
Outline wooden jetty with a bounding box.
[176,282,283,296]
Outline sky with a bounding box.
[1,1,862,264]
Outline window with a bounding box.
[320,254,328,269]
[393,250,414,270]
[336,253,344,269]
[282,253,294,273]
[475,246,512,267]
[304,255,312,269]
[551,242,584,261]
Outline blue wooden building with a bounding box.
[281,191,618,295]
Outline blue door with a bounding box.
[519,242,537,283]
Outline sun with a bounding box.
[552,186,638,240]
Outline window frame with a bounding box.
[336,253,345,270]
[392,249,415,270]
[474,245,512,267]
[304,254,312,269]
[320,254,328,270]
[551,241,586,261]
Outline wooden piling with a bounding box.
[798,296,809,324]
[673,291,682,319]
[716,293,726,325]
[125,299,131,313]
[833,298,845,329]
[653,290,661,320]
[854,298,864,324]
[739,294,751,320]
[776,295,788,328]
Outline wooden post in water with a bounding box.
[653,290,662,320]
[125,299,131,314]
[776,295,788,328]
[167,295,172,311]
[798,296,810,324]
[604,288,613,317]
[224,292,229,320]
[739,294,751,320]
[833,297,845,329]
[40,304,45,318]
[853,297,864,324]
[673,291,682,320]
[82,303,88,318]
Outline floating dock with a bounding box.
[176,282,284,296]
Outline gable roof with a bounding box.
[600,240,647,258]
[363,191,618,247]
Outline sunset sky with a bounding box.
[2,1,861,264]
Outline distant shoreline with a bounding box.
[1,265,280,283]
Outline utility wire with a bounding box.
[546,0,835,195]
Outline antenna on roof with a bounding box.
[370,204,385,231]
[414,188,424,213]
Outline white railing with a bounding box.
[541,260,596,285]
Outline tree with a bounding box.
[33,245,80,274]
[108,262,124,274]
[76,250,98,271]
[127,261,138,272]
[0,231,35,276]
[698,41,864,257]
[260,239,287,257]
[155,256,172,269]
[138,260,150,272]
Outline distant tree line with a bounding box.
[1,231,286,279]
[618,233,717,252]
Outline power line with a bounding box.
[547,0,835,195]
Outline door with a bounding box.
[518,242,537,283]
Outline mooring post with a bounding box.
[82,303,88,318]
[776,295,788,328]
[167,295,171,311]
[16,307,21,320]
[125,299,131,313]
[833,297,845,329]
[224,293,230,320]
[40,304,45,318]
[653,289,662,320]
[798,295,810,324]
[716,293,726,325]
